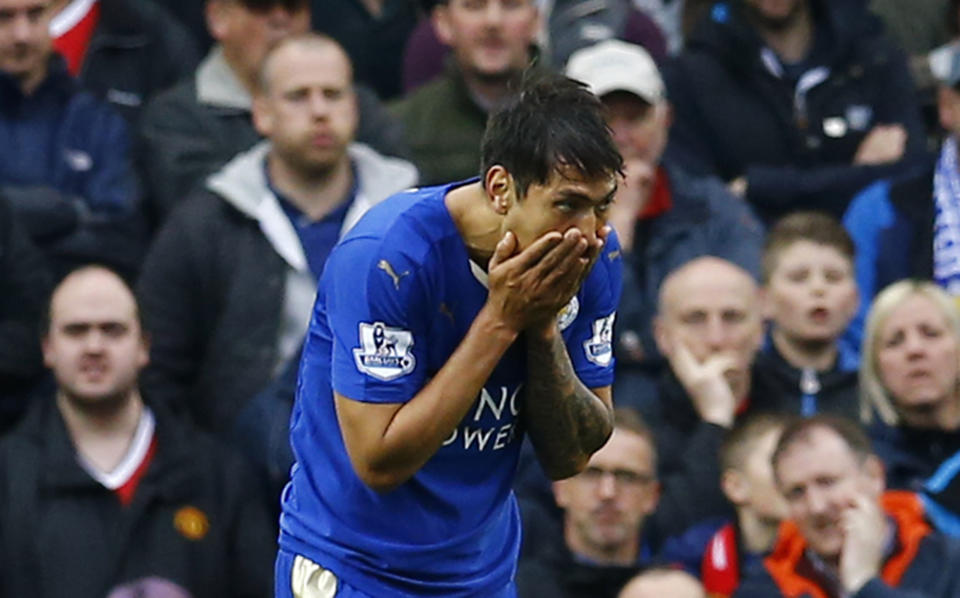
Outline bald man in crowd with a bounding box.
[0,266,273,598]
[650,256,787,533]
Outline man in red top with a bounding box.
[736,415,960,598]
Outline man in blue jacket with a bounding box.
[0,0,143,278]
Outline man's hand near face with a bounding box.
[486,226,607,334]
[839,493,888,594]
[665,338,738,428]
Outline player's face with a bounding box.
[602,92,670,166]
[874,293,960,423]
[209,1,310,85]
[554,428,658,554]
[0,0,53,85]
[254,41,358,178]
[764,241,858,344]
[42,270,149,408]
[504,168,616,252]
[775,427,883,561]
[434,0,538,81]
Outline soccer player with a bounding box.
[276,73,624,597]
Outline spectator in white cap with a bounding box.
[564,39,765,424]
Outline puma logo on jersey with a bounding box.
[378,259,410,290]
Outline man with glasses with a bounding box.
[517,408,661,598]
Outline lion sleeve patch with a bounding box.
[583,313,615,367]
[353,322,417,381]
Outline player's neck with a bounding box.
[57,389,144,472]
[445,181,503,268]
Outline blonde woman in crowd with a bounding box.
[861,279,960,532]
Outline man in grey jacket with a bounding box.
[137,34,418,437]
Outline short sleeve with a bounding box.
[326,236,430,404]
[561,230,623,389]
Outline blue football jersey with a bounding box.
[279,180,622,597]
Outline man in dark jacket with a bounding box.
[49,0,200,125]
[0,0,143,278]
[651,256,804,532]
[565,39,764,414]
[137,0,409,224]
[736,415,960,598]
[0,265,274,598]
[665,0,926,224]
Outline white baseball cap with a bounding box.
[565,39,665,104]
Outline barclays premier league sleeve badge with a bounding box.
[353,322,416,381]
[583,313,615,367]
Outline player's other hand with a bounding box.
[485,227,605,333]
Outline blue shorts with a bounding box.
[275,548,517,598]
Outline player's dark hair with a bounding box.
[480,71,623,198]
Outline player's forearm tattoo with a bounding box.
[523,329,613,478]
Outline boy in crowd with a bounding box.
[662,414,791,597]
[757,212,860,419]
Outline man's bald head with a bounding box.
[655,256,763,401]
[252,32,358,180]
[658,256,757,316]
[256,33,351,96]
